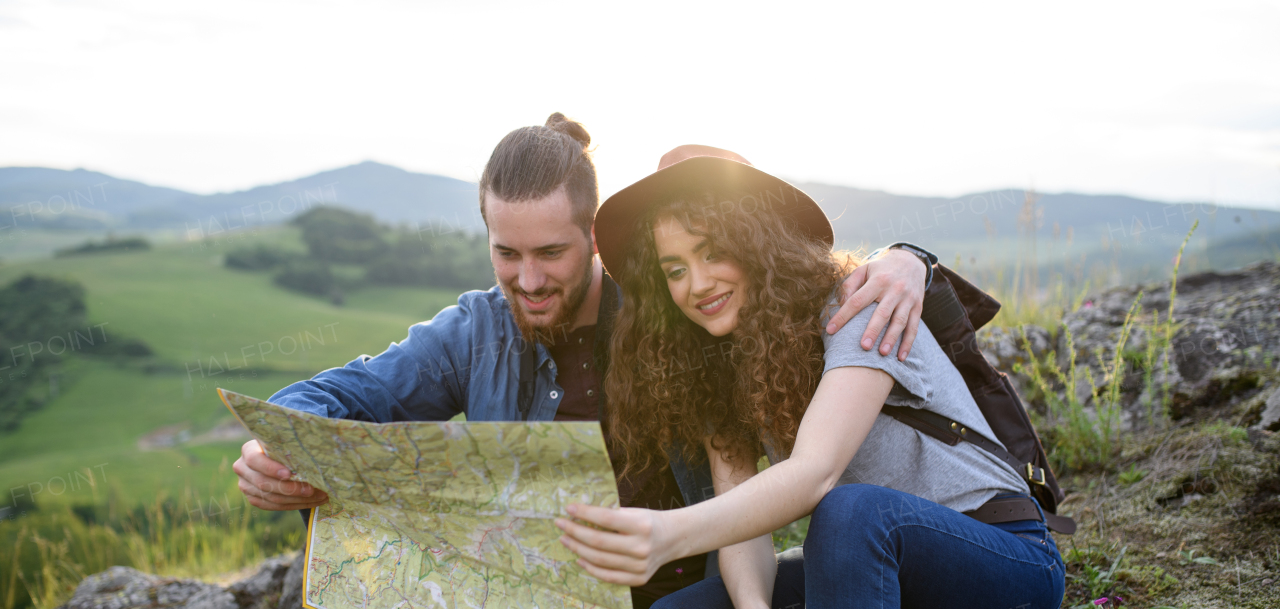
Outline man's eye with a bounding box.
[545,250,563,258]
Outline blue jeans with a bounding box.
[652,484,1065,609]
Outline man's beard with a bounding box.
[503,256,593,346]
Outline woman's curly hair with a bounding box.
[604,189,858,479]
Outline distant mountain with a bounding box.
[173,162,481,236]
[799,183,1279,252]
[0,161,481,236]
[0,167,191,229]
[4,162,1277,275]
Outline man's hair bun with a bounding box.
[545,112,591,148]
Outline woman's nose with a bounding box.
[690,266,716,297]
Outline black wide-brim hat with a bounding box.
[594,145,833,283]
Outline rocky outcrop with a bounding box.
[56,554,300,609]
[977,323,1053,397]
[276,552,304,609]
[58,567,236,609]
[1065,261,1278,417]
[981,261,1280,430]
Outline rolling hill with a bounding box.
[4,162,1278,279]
[0,226,465,507]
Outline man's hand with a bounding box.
[233,439,329,511]
[825,248,927,361]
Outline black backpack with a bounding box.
[883,264,1076,535]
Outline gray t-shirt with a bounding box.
[766,298,1029,513]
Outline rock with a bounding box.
[277,551,305,609]
[977,324,1052,371]
[1041,262,1280,422]
[228,554,294,609]
[1257,386,1280,431]
[58,567,235,609]
[184,588,240,609]
[977,324,1053,400]
[59,554,300,609]
[1249,428,1280,454]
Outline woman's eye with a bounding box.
[666,267,686,280]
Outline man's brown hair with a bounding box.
[479,112,598,235]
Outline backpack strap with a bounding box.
[882,406,1047,486]
[882,405,1077,534]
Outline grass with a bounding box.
[3,489,303,609]
[1052,414,1280,607]
[1012,223,1199,472]
[0,359,308,506]
[0,226,459,373]
[2,215,1273,608]
[0,226,470,504]
[0,227,475,609]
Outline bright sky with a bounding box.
[2,0,1278,209]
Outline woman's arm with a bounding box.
[556,365,894,586]
[704,437,776,609]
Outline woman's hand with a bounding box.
[555,503,676,587]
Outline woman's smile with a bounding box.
[695,291,733,315]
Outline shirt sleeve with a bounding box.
[820,300,932,408]
[268,297,478,422]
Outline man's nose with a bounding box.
[518,260,546,293]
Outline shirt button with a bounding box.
[550,391,559,399]
[587,389,595,397]
[578,337,584,344]
[582,362,589,370]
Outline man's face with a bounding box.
[487,186,595,343]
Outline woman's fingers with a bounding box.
[574,558,649,587]
[556,504,668,587]
[558,533,647,573]
[568,504,652,535]
[554,516,649,558]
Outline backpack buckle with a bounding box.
[1026,463,1047,486]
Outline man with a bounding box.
[233,113,937,607]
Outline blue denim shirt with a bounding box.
[271,284,572,423]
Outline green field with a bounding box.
[0,226,470,509]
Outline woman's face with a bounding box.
[653,215,749,337]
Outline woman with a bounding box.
[555,146,1066,608]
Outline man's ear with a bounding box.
[590,225,599,256]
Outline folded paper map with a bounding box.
[217,389,633,609]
